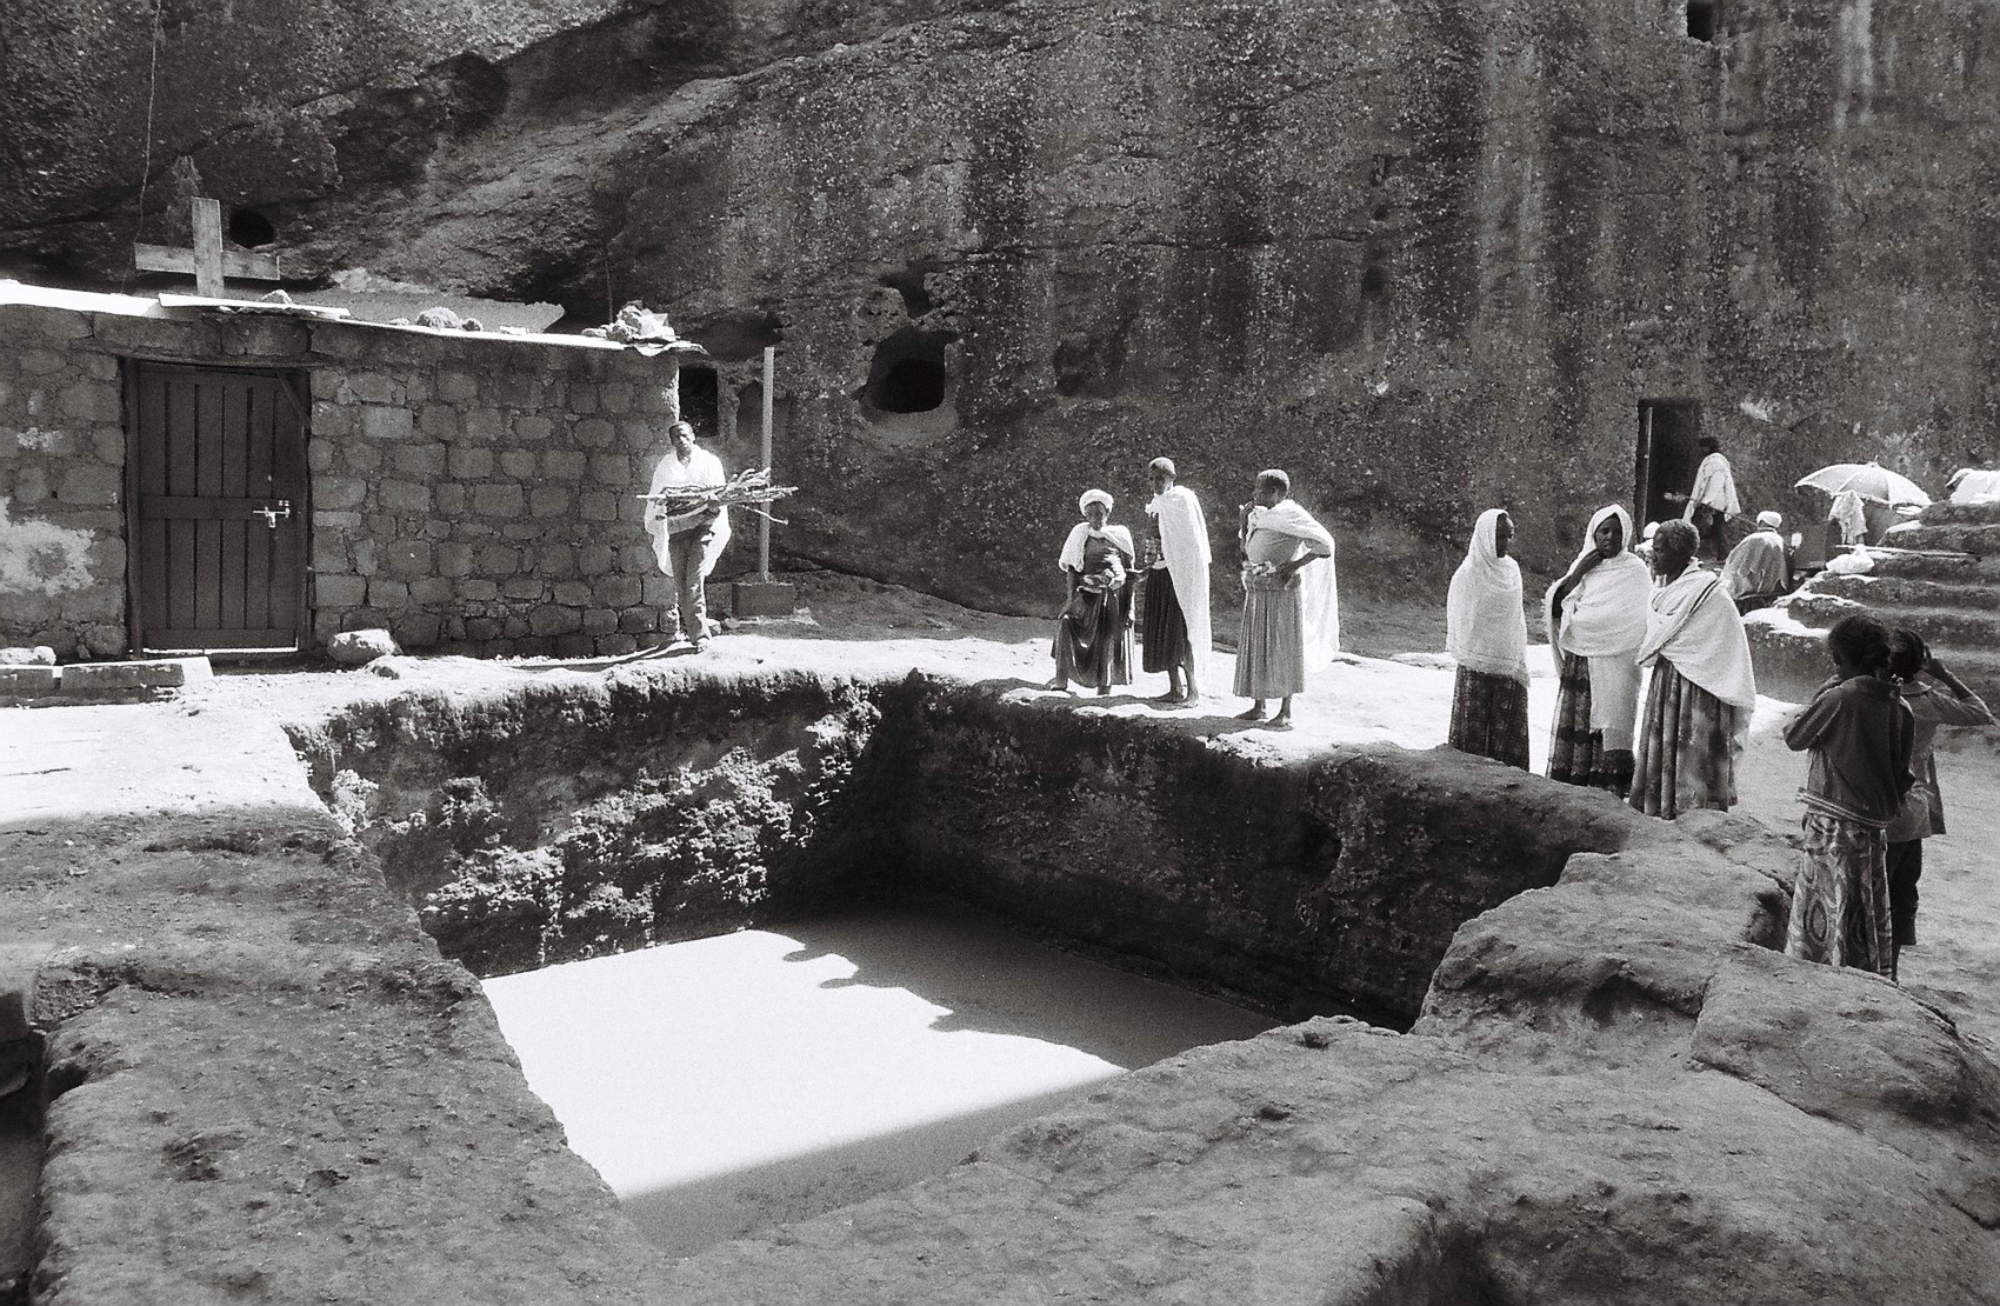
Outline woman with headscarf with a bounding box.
[1445,509,1530,768]
[1545,505,1652,795]
[1048,488,1136,696]
[1233,469,1337,730]
[1629,519,1760,818]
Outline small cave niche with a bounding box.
[227,207,277,248]
[864,327,953,416]
[880,266,935,318]
[679,366,720,440]
[1686,1,1718,42]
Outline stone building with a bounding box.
[1,0,1994,615]
[0,282,698,659]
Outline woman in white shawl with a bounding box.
[1233,469,1337,730]
[1629,519,1759,818]
[1141,457,1212,706]
[1049,489,1136,696]
[1445,509,1529,769]
[1545,505,1652,796]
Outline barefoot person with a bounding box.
[1783,615,1915,977]
[1883,631,1993,976]
[1233,470,1336,730]
[1141,457,1212,706]
[642,418,731,650]
[1630,519,1759,818]
[1546,505,1651,796]
[1445,509,1529,768]
[1049,489,1136,697]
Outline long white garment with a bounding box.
[1247,500,1338,663]
[1546,505,1652,744]
[1719,529,1788,597]
[1947,468,2000,505]
[1057,523,1135,572]
[1683,451,1742,518]
[1146,485,1213,685]
[1445,509,1528,686]
[1637,566,1759,713]
[644,446,732,581]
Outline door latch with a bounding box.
[251,499,293,529]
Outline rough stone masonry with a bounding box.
[0,289,694,659]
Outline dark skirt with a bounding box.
[1448,668,1530,769]
[1141,566,1191,674]
[1629,660,1740,819]
[1546,652,1634,796]
[1052,581,1134,688]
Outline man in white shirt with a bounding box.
[643,419,731,649]
[1671,435,1741,561]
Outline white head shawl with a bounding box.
[1078,488,1113,516]
[1546,505,1651,657]
[1755,510,1782,529]
[1447,509,1528,686]
[1636,563,1759,712]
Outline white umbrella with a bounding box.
[1795,461,1931,507]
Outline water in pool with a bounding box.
[482,904,1275,1256]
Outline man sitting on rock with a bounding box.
[643,418,731,650]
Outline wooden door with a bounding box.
[1634,399,1701,528]
[126,363,309,651]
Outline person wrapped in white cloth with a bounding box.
[1545,504,1653,796]
[642,419,732,649]
[1141,457,1213,706]
[1720,509,1790,605]
[1630,519,1759,818]
[1233,469,1337,730]
[1445,508,1530,769]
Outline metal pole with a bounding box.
[759,346,774,583]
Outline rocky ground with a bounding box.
[2,572,1995,1303]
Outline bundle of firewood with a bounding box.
[639,467,797,512]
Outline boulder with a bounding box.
[326,629,399,666]
[0,647,56,666]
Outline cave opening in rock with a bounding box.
[227,207,277,248]
[679,365,719,439]
[863,326,952,416]
[1686,1,1717,41]
[293,673,1616,1260]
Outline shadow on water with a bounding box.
[776,905,1274,1075]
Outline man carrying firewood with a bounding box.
[643,419,732,650]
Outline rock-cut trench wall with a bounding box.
[290,666,1645,1025]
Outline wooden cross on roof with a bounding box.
[133,197,280,299]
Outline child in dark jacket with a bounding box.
[1782,615,1915,976]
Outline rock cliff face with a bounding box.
[2,0,1994,612]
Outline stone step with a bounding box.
[1808,573,2000,612]
[1920,498,2000,527]
[1858,549,2000,581]
[1881,520,2000,555]
[1778,593,2000,647]
[1745,609,2000,707]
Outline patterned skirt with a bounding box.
[1141,567,1191,674]
[1629,660,1740,819]
[1785,810,1894,976]
[1546,652,1634,795]
[1448,668,1530,769]
[1233,579,1305,698]
[1052,583,1133,688]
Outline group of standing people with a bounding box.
[1048,461,1337,730]
[1446,507,1759,819]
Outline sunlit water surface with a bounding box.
[483,906,1273,1256]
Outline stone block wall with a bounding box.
[0,304,130,657]
[299,326,688,657]
[0,293,694,658]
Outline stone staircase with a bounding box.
[1743,498,2000,705]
